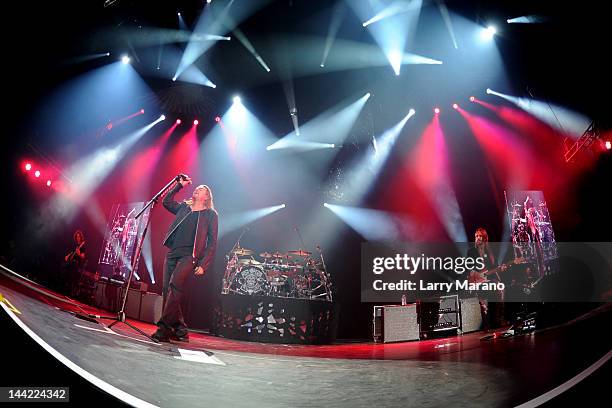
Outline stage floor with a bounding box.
[1,268,610,407]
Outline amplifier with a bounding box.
[418,295,460,336]
[373,304,419,343]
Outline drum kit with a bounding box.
[222,246,332,300]
[510,200,558,265]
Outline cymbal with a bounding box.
[239,258,262,265]
[287,249,312,256]
[272,251,288,258]
[513,203,523,207]
[231,248,253,256]
[259,252,275,258]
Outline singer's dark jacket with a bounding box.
[162,183,218,271]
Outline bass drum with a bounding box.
[231,265,269,296]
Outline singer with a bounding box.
[151,174,218,342]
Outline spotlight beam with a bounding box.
[38,118,164,234]
[362,1,422,27]
[324,204,405,241]
[267,92,371,151]
[320,2,346,67]
[486,88,592,137]
[232,27,270,72]
[435,0,458,49]
[219,204,286,238]
[338,109,415,205]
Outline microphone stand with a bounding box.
[83,176,180,342]
[316,244,333,301]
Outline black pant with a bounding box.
[159,254,194,332]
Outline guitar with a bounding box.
[65,241,86,264]
[468,257,524,284]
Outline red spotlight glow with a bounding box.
[215,116,221,123]
[176,119,182,124]
[470,96,475,102]
[140,109,145,114]
[606,141,611,150]
[452,103,459,110]
[34,170,41,178]
[46,180,52,187]
[193,119,199,126]
[434,107,440,114]
[25,163,32,171]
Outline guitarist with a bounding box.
[466,227,507,329]
[63,230,87,296]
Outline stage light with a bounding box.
[486,88,492,94]
[452,103,458,110]
[34,170,41,178]
[194,119,199,125]
[434,107,440,114]
[281,204,286,208]
[215,116,221,123]
[233,96,241,104]
[320,63,325,68]
[177,12,181,16]
[172,76,177,82]
[140,108,145,114]
[482,25,497,40]
[46,180,52,187]
[409,108,416,116]
[365,92,371,99]
[25,163,32,171]
[121,55,130,64]
[176,119,182,124]
[470,96,475,102]
[606,141,612,150]
[106,52,110,56]
[323,203,330,208]
[160,115,166,120]
[206,0,211,3]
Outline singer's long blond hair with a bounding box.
[184,184,215,210]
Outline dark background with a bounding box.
[1,0,610,341]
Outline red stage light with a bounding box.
[140,109,145,114]
[434,107,440,114]
[46,180,52,187]
[34,170,41,178]
[606,141,611,150]
[176,119,182,124]
[215,116,221,123]
[469,96,475,102]
[452,103,458,110]
[194,119,199,125]
[25,163,32,171]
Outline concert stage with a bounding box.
[2,267,610,407]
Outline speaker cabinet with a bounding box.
[124,288,142,320]
[373,304,419,343]
[460,297,483,333]
[140,292,163,324]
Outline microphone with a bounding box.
[176,174,191,183]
